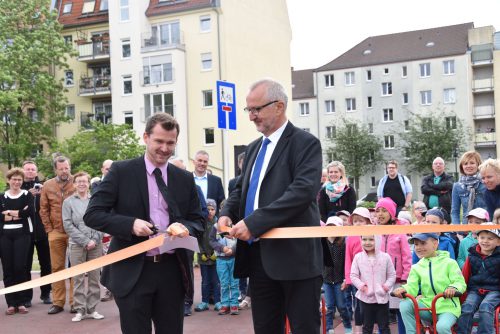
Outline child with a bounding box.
[456,208,489,269]
[323,216,353,334]
[209,218,239,315]
[375,197,412,334]
[195,199,221,312]
[393,233,466,334]
[456,223,500,334]
[350,235,396,334]
[412,208,457,263]
[345,207,373,333]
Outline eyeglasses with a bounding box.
[243,100,278,115]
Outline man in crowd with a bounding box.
[377,160,412,212]
[91,159,113,195]
[22,161,52,307]
[421,157,454,213]
[193,150,225,215]
[40,156,76,314]
[219,79,324,333]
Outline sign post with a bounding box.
[216,80,236,192]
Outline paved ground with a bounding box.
[1,268,395,333]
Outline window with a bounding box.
[82,0,95,13]
[63,3,72,14]
[325,74,334,87]
[64,70,74,86]
[420,63,431,77]
[381,82,392,96]
[124,112,133,126]
[120,0,129,21]
[346,98,356,112]
[446,116,457,130]
[367,96,372,108]
[384,68,389,74]
[347,124,357,136]
[200,15,211,32]
[142,55,173,84]
[345,72,355,85]
[28,108,38,121]
[383,108,393,122]
[325,100,335,113]
[368,123,373,133]
[63,35,72,44]
[404,120,409,131]
[443,88,456,104]
[147,21,181,48]
[402,92,409,105]
[420,90,432,105]
[121,38,131,58]
[94,102,112,124]
[204,128,215,145]
[202,90,213,107]
[299,102,309,116]
[422,118,432,132]
[326,126,336,139]
[443,60,455,75]
[402,65,407,78]
[66,105,75,120]
[384,135,395,149]
[366,70,372,81]
[371,176,376,188]
[122,75,132,95]
[201,52,212,70]
[143,92,174,119]
[100,0,108,11]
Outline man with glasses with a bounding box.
[377,160,412,213]
[421,157,454,214]
[219,79,324,333]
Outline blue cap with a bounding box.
[408,233,439,244]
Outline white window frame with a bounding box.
[443,88,456,104]
[201,52,212,71]
[204,128,215,145]
[443,60,455,75]
[64,70,74,87]
[383,108,394,122]
[124,111,133,126]
[326,126,336,139]
[381,82,392,96]
[384,135,395,149]
[142,56,173,85]
[122,75,132,96]
[66,105,75,120]
[202,90,213,108]
[325,100,335,114]
[402,65,408,78]
[299,102,310,116]
[121,38,131,59]
[200,15,211,32]
[420,63,431,77]
[446,116,457,130]
[82,0,95,14]
[120,0,129,22]
[346,98,356,112]
[325,74,334,87]
[402,92,409,105]
[344,71,355,86]
[63,3,72,14]
[420,90,432,105]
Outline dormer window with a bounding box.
[63,3,72,14]
[82,0,95,14]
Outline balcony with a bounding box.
[140,105,175,122]
[473,105,495,119]
[472,78,494,93]
[139,68,175,86]
[77,41,110,63]
[140,31,184,52]
[78,76,111,97]
[475,132,497,147]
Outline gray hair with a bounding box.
[249,78,288,109]
[194,150,209,159]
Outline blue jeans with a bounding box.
[199,264,220,304]
[400,299,457,334]
[324,282,352,331]
[216,258,239,307]
[456,291,500,334]
[344,284,355,320]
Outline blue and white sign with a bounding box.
[217,80,236,130]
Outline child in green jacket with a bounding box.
[393,233,466,334]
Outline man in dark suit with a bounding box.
[84,114,204,334]
[219,79,324,334]
[193,150,225,214]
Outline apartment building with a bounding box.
[292,23,500,198]
[55,0,291,184]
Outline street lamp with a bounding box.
[453,143,459,181]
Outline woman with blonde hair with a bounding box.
[479,158,500,219]
[318,161,356,222]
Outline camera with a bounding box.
[34,183,42,190]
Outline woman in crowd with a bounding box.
[62,172,104,322]
[479,158,500,220]
[318,161,356,222]
[0,168,34,315]
[451,151,486,225]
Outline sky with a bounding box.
[287,0,500,70]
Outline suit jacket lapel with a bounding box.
[135,157,150,216]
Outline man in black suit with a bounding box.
[193,150,225,214]
[84,114,204,334]
[219,79,324,334]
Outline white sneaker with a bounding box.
[88,311,104,320]
[327,329,334,334]
[72,313,84,322]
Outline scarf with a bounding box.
[325,179,347,203]
[459,173,482,212]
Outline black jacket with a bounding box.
[21,178,47,240]
[421,172,454,213]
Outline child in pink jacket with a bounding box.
[351,235,396,334]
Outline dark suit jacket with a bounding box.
[83,156,204,298]
[220,122,324,280]
[206,174,225,214]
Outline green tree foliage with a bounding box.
[326,120,383,197]
[0,0,74,168]
[399,112,470,175]
[37,122,144,178]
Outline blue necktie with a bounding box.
[245,138,271,218]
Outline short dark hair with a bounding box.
[387,160,398,168]
[53,155,70,169]
[145,113,180,137]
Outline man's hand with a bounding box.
[229,220,252,241]
[167,222,189,238]
[218,216,233,229]
[86,240,96,250]
[132,219,155,236]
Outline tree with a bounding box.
[398,111,470,175]
[37,122,145,178]
[0,0,73,168]
[326,120,383,197]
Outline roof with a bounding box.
[146,0,215,17]
[55,0,108,28]
[316,22,474,72]
[292,69,315,99]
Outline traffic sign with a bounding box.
[217,81,236,130]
